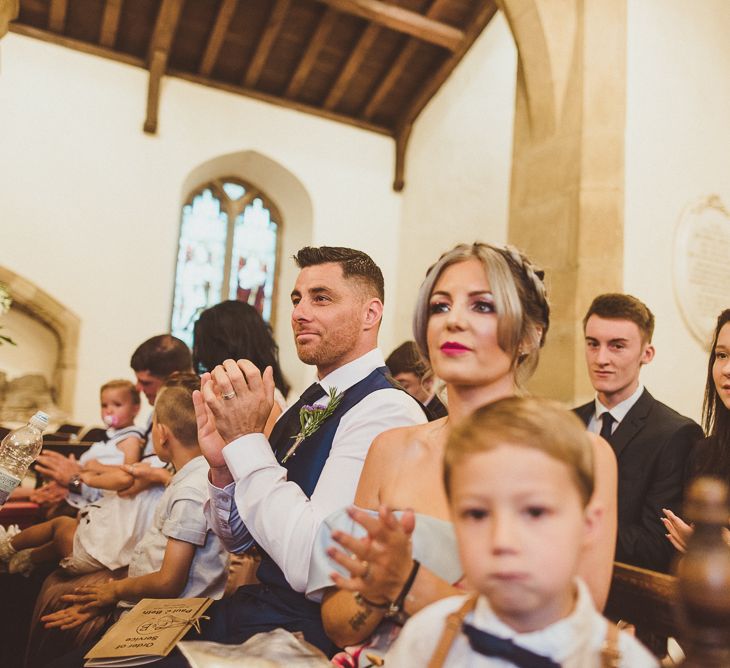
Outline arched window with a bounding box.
[170,178,282,347]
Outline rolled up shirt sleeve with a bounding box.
[204,480,255,554]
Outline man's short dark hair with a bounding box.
[386,341,430,378]
[294,246,385,303]
[583,294,655,343]
[130,335,192,379]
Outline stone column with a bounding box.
[497,0,627,404]
[0,0,19,39]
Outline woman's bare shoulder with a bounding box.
[368,417,447,461]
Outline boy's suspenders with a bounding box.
[424,595,622,668]
[427,595,478,668]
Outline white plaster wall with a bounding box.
[394,12,517,345]
[624,0,730,422]
[0,34,402,423]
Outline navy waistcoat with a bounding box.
[256,365,400,589]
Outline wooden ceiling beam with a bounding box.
[313,0,463,51]
[323,23,380,111]
[362,0,449,120]
[199,0,238,76]
[244,0,290,88]
[99,0,123,48]
[396,0,497,133]
[285,8,338,99]
[144,0,184,134]
[48,0,68,33]
[389,1,497,191]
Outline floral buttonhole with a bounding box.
[281,387,344,463]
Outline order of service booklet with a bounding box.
[83,597,213,667]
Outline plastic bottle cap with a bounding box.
[29,411,49,430]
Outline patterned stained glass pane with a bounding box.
[222,182,246,201]
[171,189,227,347]
[228,197,278,322]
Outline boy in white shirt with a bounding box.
[41,374,228,635]
[386,397,658,667]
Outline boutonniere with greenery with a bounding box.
[281,387,344,463]
[0,282,16,346]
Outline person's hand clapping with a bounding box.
[328,505,416,605]
[662,508,693,553]
[203,360,275,444]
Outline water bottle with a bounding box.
[0,411,49,507]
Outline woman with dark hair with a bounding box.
[193,300,290,400]
[664,308,730,552]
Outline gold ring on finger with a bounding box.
[222,391,236,400]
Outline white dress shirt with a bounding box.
[386,579,659,667]
[205,348,427,593]
[587,384,645,436]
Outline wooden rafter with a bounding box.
[323,23,380,110]
[285,8,338,99]
[393,122,411,192]
[144,0,184,134]
[99,0,123,48]
[48,0,68,32]
[362,0,449,120]
[199,0,238,76]
[314,0,463,51]
[396,0,497,133]
[244,0,290,88]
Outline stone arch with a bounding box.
[0,266,80,414]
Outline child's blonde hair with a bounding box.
[444,396,595,506]
[100,379,140,405]
[154,373,200,447]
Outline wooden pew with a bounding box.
[604,561,676,658]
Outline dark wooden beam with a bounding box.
[314,0,462,51]
[396,0,498,133]
[285,8,338,99]
[323,23,380,111]
[244,0,290,88]
[363,0,449,120]
[199,0,238,76]
[393,122,411,192]
[144,49,166,133]
[48,0,68,32]
[99,0,123,48]
[144,0,184,134]
[10,23,144,68]
[147,0,184,64]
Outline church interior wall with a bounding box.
[623,0,730,421]
[0,33,403,424]
[394,12,517,345]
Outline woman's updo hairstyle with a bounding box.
[412,242,550,387]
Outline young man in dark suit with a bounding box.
[574,294,702,573]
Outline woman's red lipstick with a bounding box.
[441,341,470,355]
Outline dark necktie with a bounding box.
[462,623,560,668]
[270,382,324,459]
[599,412,616,443]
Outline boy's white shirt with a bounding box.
[385,579,659,667]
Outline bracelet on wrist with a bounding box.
[384,559,421,625]
[353,591,390,610]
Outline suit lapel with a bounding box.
[609,388,653,458]
[574,402,594,427]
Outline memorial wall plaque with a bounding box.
[673,195,730,348]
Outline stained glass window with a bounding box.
[171,179,281,347]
